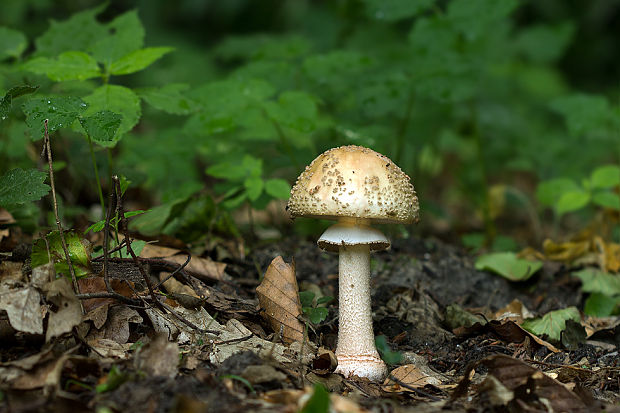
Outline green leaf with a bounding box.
[536,178,580,207]
[207,162,247,180]
[375,335,402,365]
[316,296,334,306]
[31,230,91,278]
[222,191,247,209]
[591,165,620,189]
[573,269,620,296]
[521,307,581,342]
[79,110,123,146]
[551,94,615,139]
[447,0,519,41]
[299,291,315,308]
[303,307,328,324]
[0,168,50,207]
[475,252,542,281]
[34,4,108,57]
[90,10,145,65]
[584,293,619,317]
[22,51,101,81]
[361,0,435,21]
[109,47,174,75]
[592,191,620,210]
[1,85,39,121]
[0,26,27,60]
[244,176,264,201]
[138,84,195,115]
[555,190,590,215]
[514,22,575,63]
[95,366,127,394]
[22,96,88,138]
[300,384,330,413]
[264,91,318,133]
[264,179,291,200]
[83,85,141,137]
[561,319,586,350]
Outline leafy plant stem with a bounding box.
[43,120,83,301]
[472,108,496,244]
[394,88,415,166]
[87,135,105,218]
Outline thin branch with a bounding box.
[386,374,442,401]
[153,253,192,290]
[103,186,115,293]
[43,119,81,297]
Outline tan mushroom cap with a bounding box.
[287,145,419,224]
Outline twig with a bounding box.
[153,253,192,290]
[113,176,168,316]
[387,374,442,401]
[103,186,115,292]
[213,334,252,346]
[43,120,81,297]
[75,292,141,306]
[159,301,220,335]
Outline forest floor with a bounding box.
[0,231,619,412]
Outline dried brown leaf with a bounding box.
[44,278,82,342]
[141,244,227,281]
[0,285,43,334]
[0,261,23,281]
[135,334,179,378]
[0,208,15,225]
[78,276,135,313]
[256,256,304,343]
[383,364,442,393]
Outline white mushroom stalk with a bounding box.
[319,219,389,380]
[287,145,419,381]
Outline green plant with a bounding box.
[299,291,333,324]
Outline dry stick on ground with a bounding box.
[42,119,81,297]
[153,253,192,290]
[112,176,213,334]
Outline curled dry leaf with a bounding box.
[256,256,304,343]
[383,364,442,393]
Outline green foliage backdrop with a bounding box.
[0,0,618,244]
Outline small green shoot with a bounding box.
[95,366,127,393]
[300,383,330,413]
[375,335,402,365]
[299,291,333,324]
[219,374,256,395]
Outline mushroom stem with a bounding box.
[334,243,387,380]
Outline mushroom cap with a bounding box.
[318,222,390,252]
[287,145,419,224]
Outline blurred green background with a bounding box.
[1,0,619,249]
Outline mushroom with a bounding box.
[287,145,419,381]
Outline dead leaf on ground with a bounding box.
[241,365,286,384]
[87,305,142,344]
[452,354,590,412]
[262,387,368,413]
[0,284,43,334]
[78,277,136,313]
[256,256,304,343]
[494,299,534,323]
[140,244,226,281]
[83,303,110,329]
[0,261,23,281]
[383,364,442,393]
[43,278,82,342]
[86,338,131,359]
[134,334,179,378]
